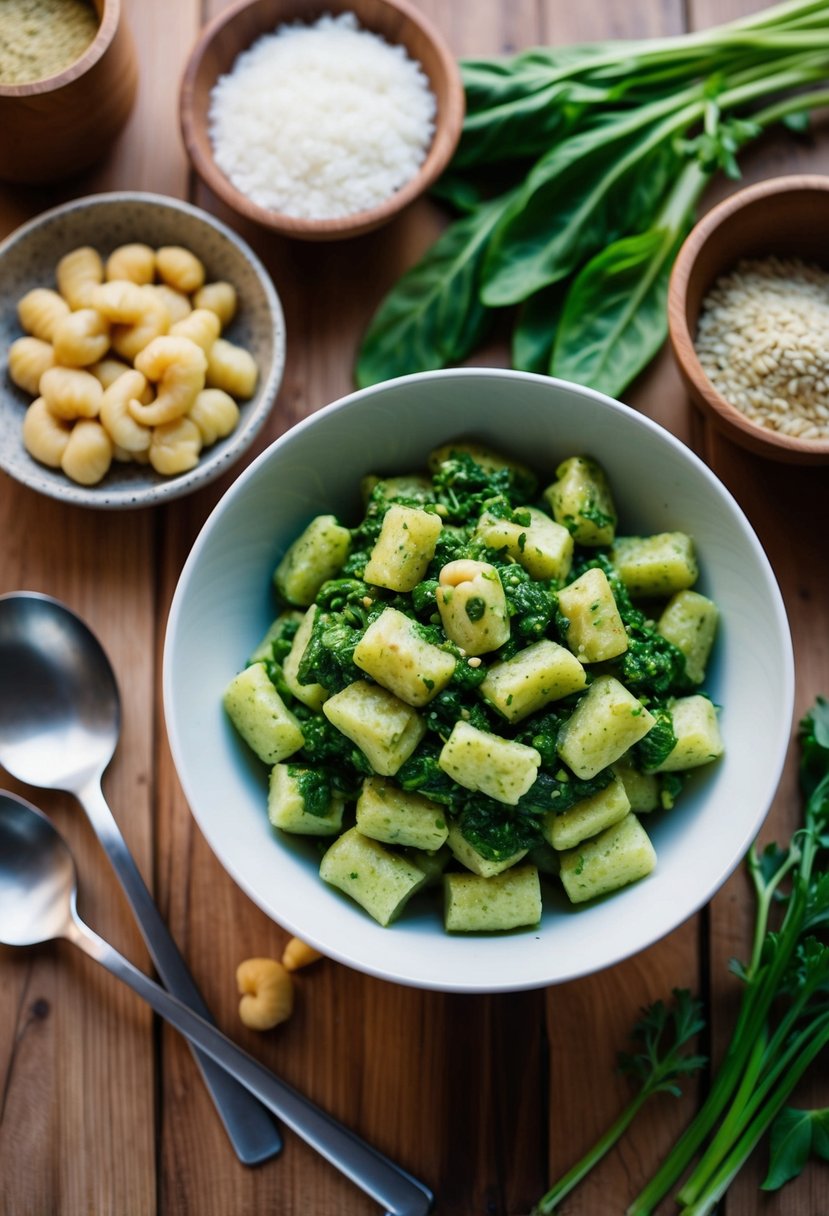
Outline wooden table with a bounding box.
[1,1,827,1213]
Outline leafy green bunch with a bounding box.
[356,0,829,400]
[530,695,829,1214]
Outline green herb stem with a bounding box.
[679,1016,829,1215]
[532,1089,652,1215]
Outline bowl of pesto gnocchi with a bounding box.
[164,368,794,992]
[0,191,285,508]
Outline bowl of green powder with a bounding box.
[0,0,137,185]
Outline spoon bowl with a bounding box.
[0,790,76,947]
[0,789,434,1216]
[0,592,119,792]
[0,590,282,1164]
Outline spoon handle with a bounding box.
[66,915,435,1216]
[77,776,282,1166]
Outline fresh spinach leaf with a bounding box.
[480,100,692,306]
[355,193,513,387]
[762,1106,829,1191]
[550,161,705,398]
[511,281,567,374]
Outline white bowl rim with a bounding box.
[0,190,286,509]
[163,367,795,992]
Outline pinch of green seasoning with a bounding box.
[0,0,99,84]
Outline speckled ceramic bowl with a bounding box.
[0,192,285,508]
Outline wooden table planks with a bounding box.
[0,0,827,1213]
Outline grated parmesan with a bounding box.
[695,256,829,441]
[208,12,436,221]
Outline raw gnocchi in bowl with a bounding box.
[0,193,285,508]
[164,369,794,992]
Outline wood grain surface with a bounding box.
[1,1,827,1213]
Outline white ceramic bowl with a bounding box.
[163,369,794,993]
[0,192,286,509]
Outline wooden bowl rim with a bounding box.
[668,174,829,464]
[179,0,466,240]
[0,0,122,97]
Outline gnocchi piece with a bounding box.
[17,288,71,342]
[444,864,542,932]
[188,388,240,446]
[7,336,56,395]
[281,606,329,711]
[557,566,628,663]
[439,720,541,806]
[446,820,526,877]
[223,662,304,765]
[105,243,156,284]
[60,418,113,486]
[556,675,656,780]
[543,455,617,547]
[353,606,456,707]
[267,763,345,836]
[363,503,442,593]
[99,370,153,453]
[39,366,103,420]
[612,533,699,598]
[56,246,103,309]
[319,826,427,927]
[130,335,207,426]
[109,286,171,362]
[236,958,293,1030]
[322,680,426,776]
[89,357,133,390]
[52,308,111,367]
[194,280,237,327]
[156,245,206,294]
[479,639,587,723]
[22,397,72,467]
[436,559,510,656]
[476,505,574,581]
[274,514,351,607]
[150,283,192,324]
[206,337,258,399]
[170,308,221,353]
[356,777,449,852]
[559,813,656,904]
[657,590,718,685]
[148,416,203,475]
[91,279,151,323]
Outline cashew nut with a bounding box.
[22,397,72,467]
[236,958,294,1030]
[130,335,207,426]
[148,416,202,475]
[108,286,171,362]
[281,936,323,972]
[99,369,152,453]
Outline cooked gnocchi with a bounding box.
[9,241,259,486]
[224,442,724,935]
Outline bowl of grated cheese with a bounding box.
[179,0,465,240]
[668,174,829,465]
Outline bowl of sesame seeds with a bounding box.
[668,175,829,464]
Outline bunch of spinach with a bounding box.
[355,0,829,399]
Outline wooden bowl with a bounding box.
[179,0,465,240]
[668,175,829,465]
[0,0,138,186]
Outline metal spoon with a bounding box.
[0,790,434,1216]
[0,590,281,1165]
